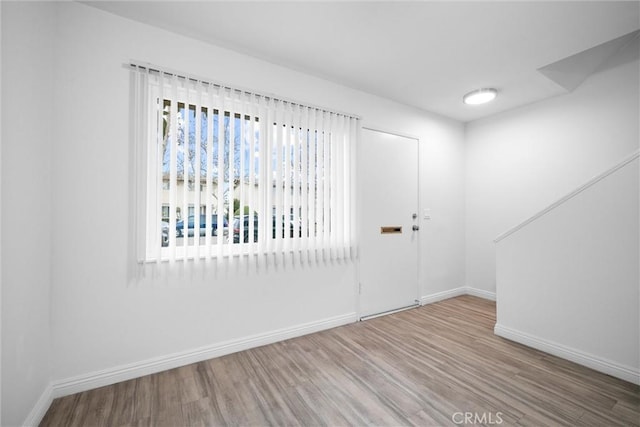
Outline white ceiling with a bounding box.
[85,1,640,122]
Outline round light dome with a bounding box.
[463,88,498,105]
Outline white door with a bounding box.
[358,128,420,319]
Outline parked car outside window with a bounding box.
[176,215,228,237]
[232,215,301,243]
[232,215,259,244]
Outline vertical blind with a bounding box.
[130,63,358,264]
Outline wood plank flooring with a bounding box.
[40,296,640,426]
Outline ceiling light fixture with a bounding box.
[463,88,498,105]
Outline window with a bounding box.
[131,64,357,263]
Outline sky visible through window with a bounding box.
[162,101,260,192]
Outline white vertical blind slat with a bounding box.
[248,95,257,256]
[336,114,343,259]
[321,111,330,261]
[134,69,148,263]
[327,113,334,260]
[227,91,236,264]
[204,86,214,257]
[169,75,179,262]
[292,104,301,257]
[263,97,273,259]
[154,71,164,263]
[343,115,349,257]
[216,86,225,261]
[330,113,338,260]
[339,114,347,259]
[349,117,358,258]
[317,109,324,259]
[193,85,202,259]
[274,101,284,263]
[310,107,319,257]
[301,106,309,263]
[256,97,265,256]
[238,95,247,253]
[330,113,338,258]
[181,79,189,262]
[282,103,293,255]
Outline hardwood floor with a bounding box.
[40,296,639,426]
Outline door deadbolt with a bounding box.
[412,213,418,219]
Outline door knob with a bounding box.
[412,225,420,231]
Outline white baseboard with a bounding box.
[420,286,496,305]
[52,312,357,398]
[420,287,466,305]
[23,383,53,427]
[494,323,640,385]
[465,286,496,301]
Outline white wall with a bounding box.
[495,156,639,383]
[1,2,55,425]
[465,58,640,293]
[45,2,465,388]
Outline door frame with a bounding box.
[356,126,422,320]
